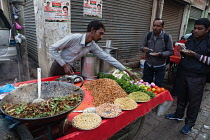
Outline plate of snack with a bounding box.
[149,52,159,56]
[72,113,102,130]
[96,103,122,118]
[128,91,151,103]
[114,97,138,110]
[181,49,194,53]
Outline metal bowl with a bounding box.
[0,81,84,125]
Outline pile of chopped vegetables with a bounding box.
[2,93,82,119]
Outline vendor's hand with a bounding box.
[62,64,74,75]
[143,47,150,52]
[124,69,140,80]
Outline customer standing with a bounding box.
[166,18,210,134]
[140,18,174,87]
[49,20,139,80]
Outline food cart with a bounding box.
[0,74,174,140]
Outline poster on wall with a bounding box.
[83,0,102,18]
[44,0,70,22]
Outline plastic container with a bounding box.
[140,60,145,68]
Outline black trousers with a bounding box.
[143,62,166,87]
[174,69,206,127]
[49,60,75,76]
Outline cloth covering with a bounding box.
[13,77,173,140]
[58,84,173,140]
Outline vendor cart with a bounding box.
[0,76,173,140]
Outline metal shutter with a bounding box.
[24,0,38,63]
[189,7,202,20]
[162,0,185,42]
[71,0,153,61]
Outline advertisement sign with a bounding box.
[44,0,70,22]
[83,0,102,18]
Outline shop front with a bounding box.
[161,0,185,42]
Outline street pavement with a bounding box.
[134,69,210,140]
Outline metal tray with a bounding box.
[72,113,102,130]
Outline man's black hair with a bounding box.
[97,4,101,7]
[195,18,210,29]
[154,17,164,26]
[87,20,105,32]
[63,6,68,10]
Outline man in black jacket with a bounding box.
[166,18,210,134]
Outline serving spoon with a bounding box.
[32,68,45,104]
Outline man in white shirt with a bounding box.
[49,20,139,80]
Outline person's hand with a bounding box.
[181,51,196,57]
[143,47,150,52]
[62,64,74,75]
[177,44,186,52]
[149,52,162,56]
[124,69,140,80]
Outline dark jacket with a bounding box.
[180,35,210,75]
[140,30,174,66]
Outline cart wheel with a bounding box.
[58,118,72,137]
[108,116,145,140]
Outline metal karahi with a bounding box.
[0,81,84,125]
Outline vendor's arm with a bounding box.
[91,44,139,80]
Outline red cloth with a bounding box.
[58,90,173,140]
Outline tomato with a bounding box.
[160,87,165,92]
[148,88,152,91]
[154,85,159,89]
[156,88,162,94]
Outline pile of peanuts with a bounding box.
[114,97,138,110]
[73,113,102,130]
[96,103,122,118]
[84,78,128,106]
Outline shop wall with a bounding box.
[0,0,10,19]
[33,0,71,77]
[161,0,185,42]
[70,0,153,68]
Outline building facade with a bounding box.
[1,0,210,77]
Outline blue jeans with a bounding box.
[143,62,166,87]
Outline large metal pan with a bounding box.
[0,81,84,125]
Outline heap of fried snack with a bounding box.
[84,78,128,106]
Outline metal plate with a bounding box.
[72,113,102,130]
[95,103,122,118]
[149,52,159,56]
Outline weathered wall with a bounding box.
[33,0,71,77]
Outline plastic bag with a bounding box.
[0,84,15,93]
[15,22,22,29]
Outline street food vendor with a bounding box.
[49,20,139,80]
